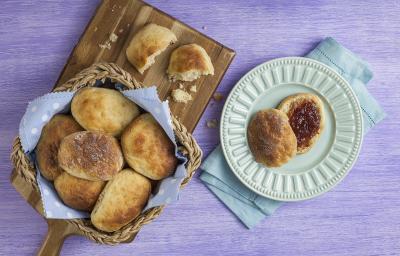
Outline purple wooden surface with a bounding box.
[1,0,399,255]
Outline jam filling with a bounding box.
[289,101,320,148]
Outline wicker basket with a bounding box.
[10,62,202,245]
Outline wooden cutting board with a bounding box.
[55,0,235,132]
[11,1,234,255]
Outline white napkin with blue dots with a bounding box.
[19,85,187,219]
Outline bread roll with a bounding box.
[71,87,140,137]
[121,113,177,180]
[126,23,177,74]
[54,172,105,211]
[278,93,325,154]
[167,44,214,81]
[91,169,151,232]
[58,131,124,181]
[247,109,297,167]
[36,114,83,181]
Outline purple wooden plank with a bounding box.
[0,0,399,255]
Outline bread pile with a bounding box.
[36,87,178,232]
[247,93,325,168]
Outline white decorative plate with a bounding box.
[220,57,363,201]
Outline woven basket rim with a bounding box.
[10,62,202,245]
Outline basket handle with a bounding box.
[37,219,77,256]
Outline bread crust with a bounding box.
[36,114,83,181]
[58,131,124,181]
[167,44,214,81]
[91,169,151,232]
[121,113,177,180]
[247,109,297,167]
[71,87,140,137]
[278,93,325,154]
[126,23,177,74]
[54,172,105,211]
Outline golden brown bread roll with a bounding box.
[121,113,177,180]
[71,87,140,137]
[126,23,177,74]
[36,114,83,181]
[54,172,105,211]
[247,109,297,167]
[91,169,151,232]
[278,93,325,154]
[58,131,124,181]
[167,43,214,81]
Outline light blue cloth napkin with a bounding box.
[200,37,386,229]
[19,86,187,219]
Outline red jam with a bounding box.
[289,101,320,148]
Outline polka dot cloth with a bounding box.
[19,86,187,219]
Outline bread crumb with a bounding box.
[99,42,111,50]
[109,33,118,42]
[98,33,118,50]
[171,89,192,103]
[119,28,124,33]
[178,83,184,89]
[190,85,197,92]
[213,92,224,101]
[94,26,98,32]
[206,119,218,128]
[127,23,131,27]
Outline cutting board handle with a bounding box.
[37,219,76,256]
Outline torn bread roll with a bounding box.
[278,93,325,154]
[126,23,177,74]
[167,44,214,81]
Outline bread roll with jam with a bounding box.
[58,131,124,181]
[278,93,325,154]
[54,172,105,211]
[247,109,297,167]
[71,87,140,137]
[91,169,151,232]
[126,23,177,74]
[36,114,83,181]
[121,113,178,180]
[167,43,214,81]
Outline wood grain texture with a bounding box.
[1,0,399,255]
[55,0,235,133]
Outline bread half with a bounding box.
[126,23,177,74]
[247,109,297,167]
[167,43,214,81]
[278,93,325,154]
